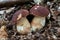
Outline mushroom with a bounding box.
[11,9,31,34]
[30,5,49,31]
[0,25,8,40]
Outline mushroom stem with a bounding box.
[31,16,45,31]
[16,17,31,34]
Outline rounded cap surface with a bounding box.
[30,5,49,17]
[11,9,29,24]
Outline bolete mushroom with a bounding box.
[30,5,49,31]
[11,9,31,34]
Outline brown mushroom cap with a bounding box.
[10,9,29,24]
[19,9,29,17]
[30,5,49,17]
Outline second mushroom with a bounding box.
[30,5,49,31]
[11,9,31,34]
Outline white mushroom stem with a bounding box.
[16,17,31,34]
[31,16,45,31]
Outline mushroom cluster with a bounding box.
[0,0,60,40]
[9,4,49,34]
[0,0,49,35]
